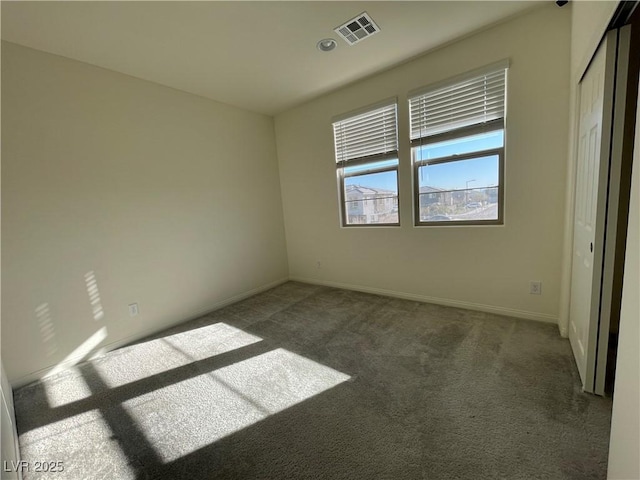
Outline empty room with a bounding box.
[1,1,639,479]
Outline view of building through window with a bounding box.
[344,170,398,225]
[344,178,399,225]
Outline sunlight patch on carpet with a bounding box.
[93,323,262,389]
[162,322,262,362]
[122,348,350,462]
[19,410,136,480]
[42,368,93,408]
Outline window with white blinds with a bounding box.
[333,102,398,164]
[409,65,507,141]
[409,62,508,226]
[332,100,400,227]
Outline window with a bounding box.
[409,61,508,226]
[333,100,399,226]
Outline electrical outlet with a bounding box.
[316,260,322,269]
[530,281,542,295]
[128,303,139,317]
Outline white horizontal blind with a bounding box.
[333,103,398,163]
[409,68,506,140]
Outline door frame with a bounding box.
[594,24,637,395]
[567,21,638,395]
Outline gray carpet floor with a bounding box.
[14,282,612,480]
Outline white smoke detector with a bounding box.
[334,12,380,46]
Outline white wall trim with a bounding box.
[291,276,558,324]
[2,362,23,480]
[10,277,289,388]
[558,68,582,340]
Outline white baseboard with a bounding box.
[14,275,558,387]
[290,276,558,324]
[12,277,289,388]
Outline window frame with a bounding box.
[412,121,505,227]
[333,99,400,228]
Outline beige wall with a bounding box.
[607,75,640,480]
[1,42,289,386]
[571,0,619,82]
[275,5,570,322]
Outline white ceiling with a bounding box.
[1,1,543,115]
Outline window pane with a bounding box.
[415,130,503,162]
[417,155,499,222]
[344,159,398,176]
[344,170,398,225]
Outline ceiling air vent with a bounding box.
[334,12,380,46]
